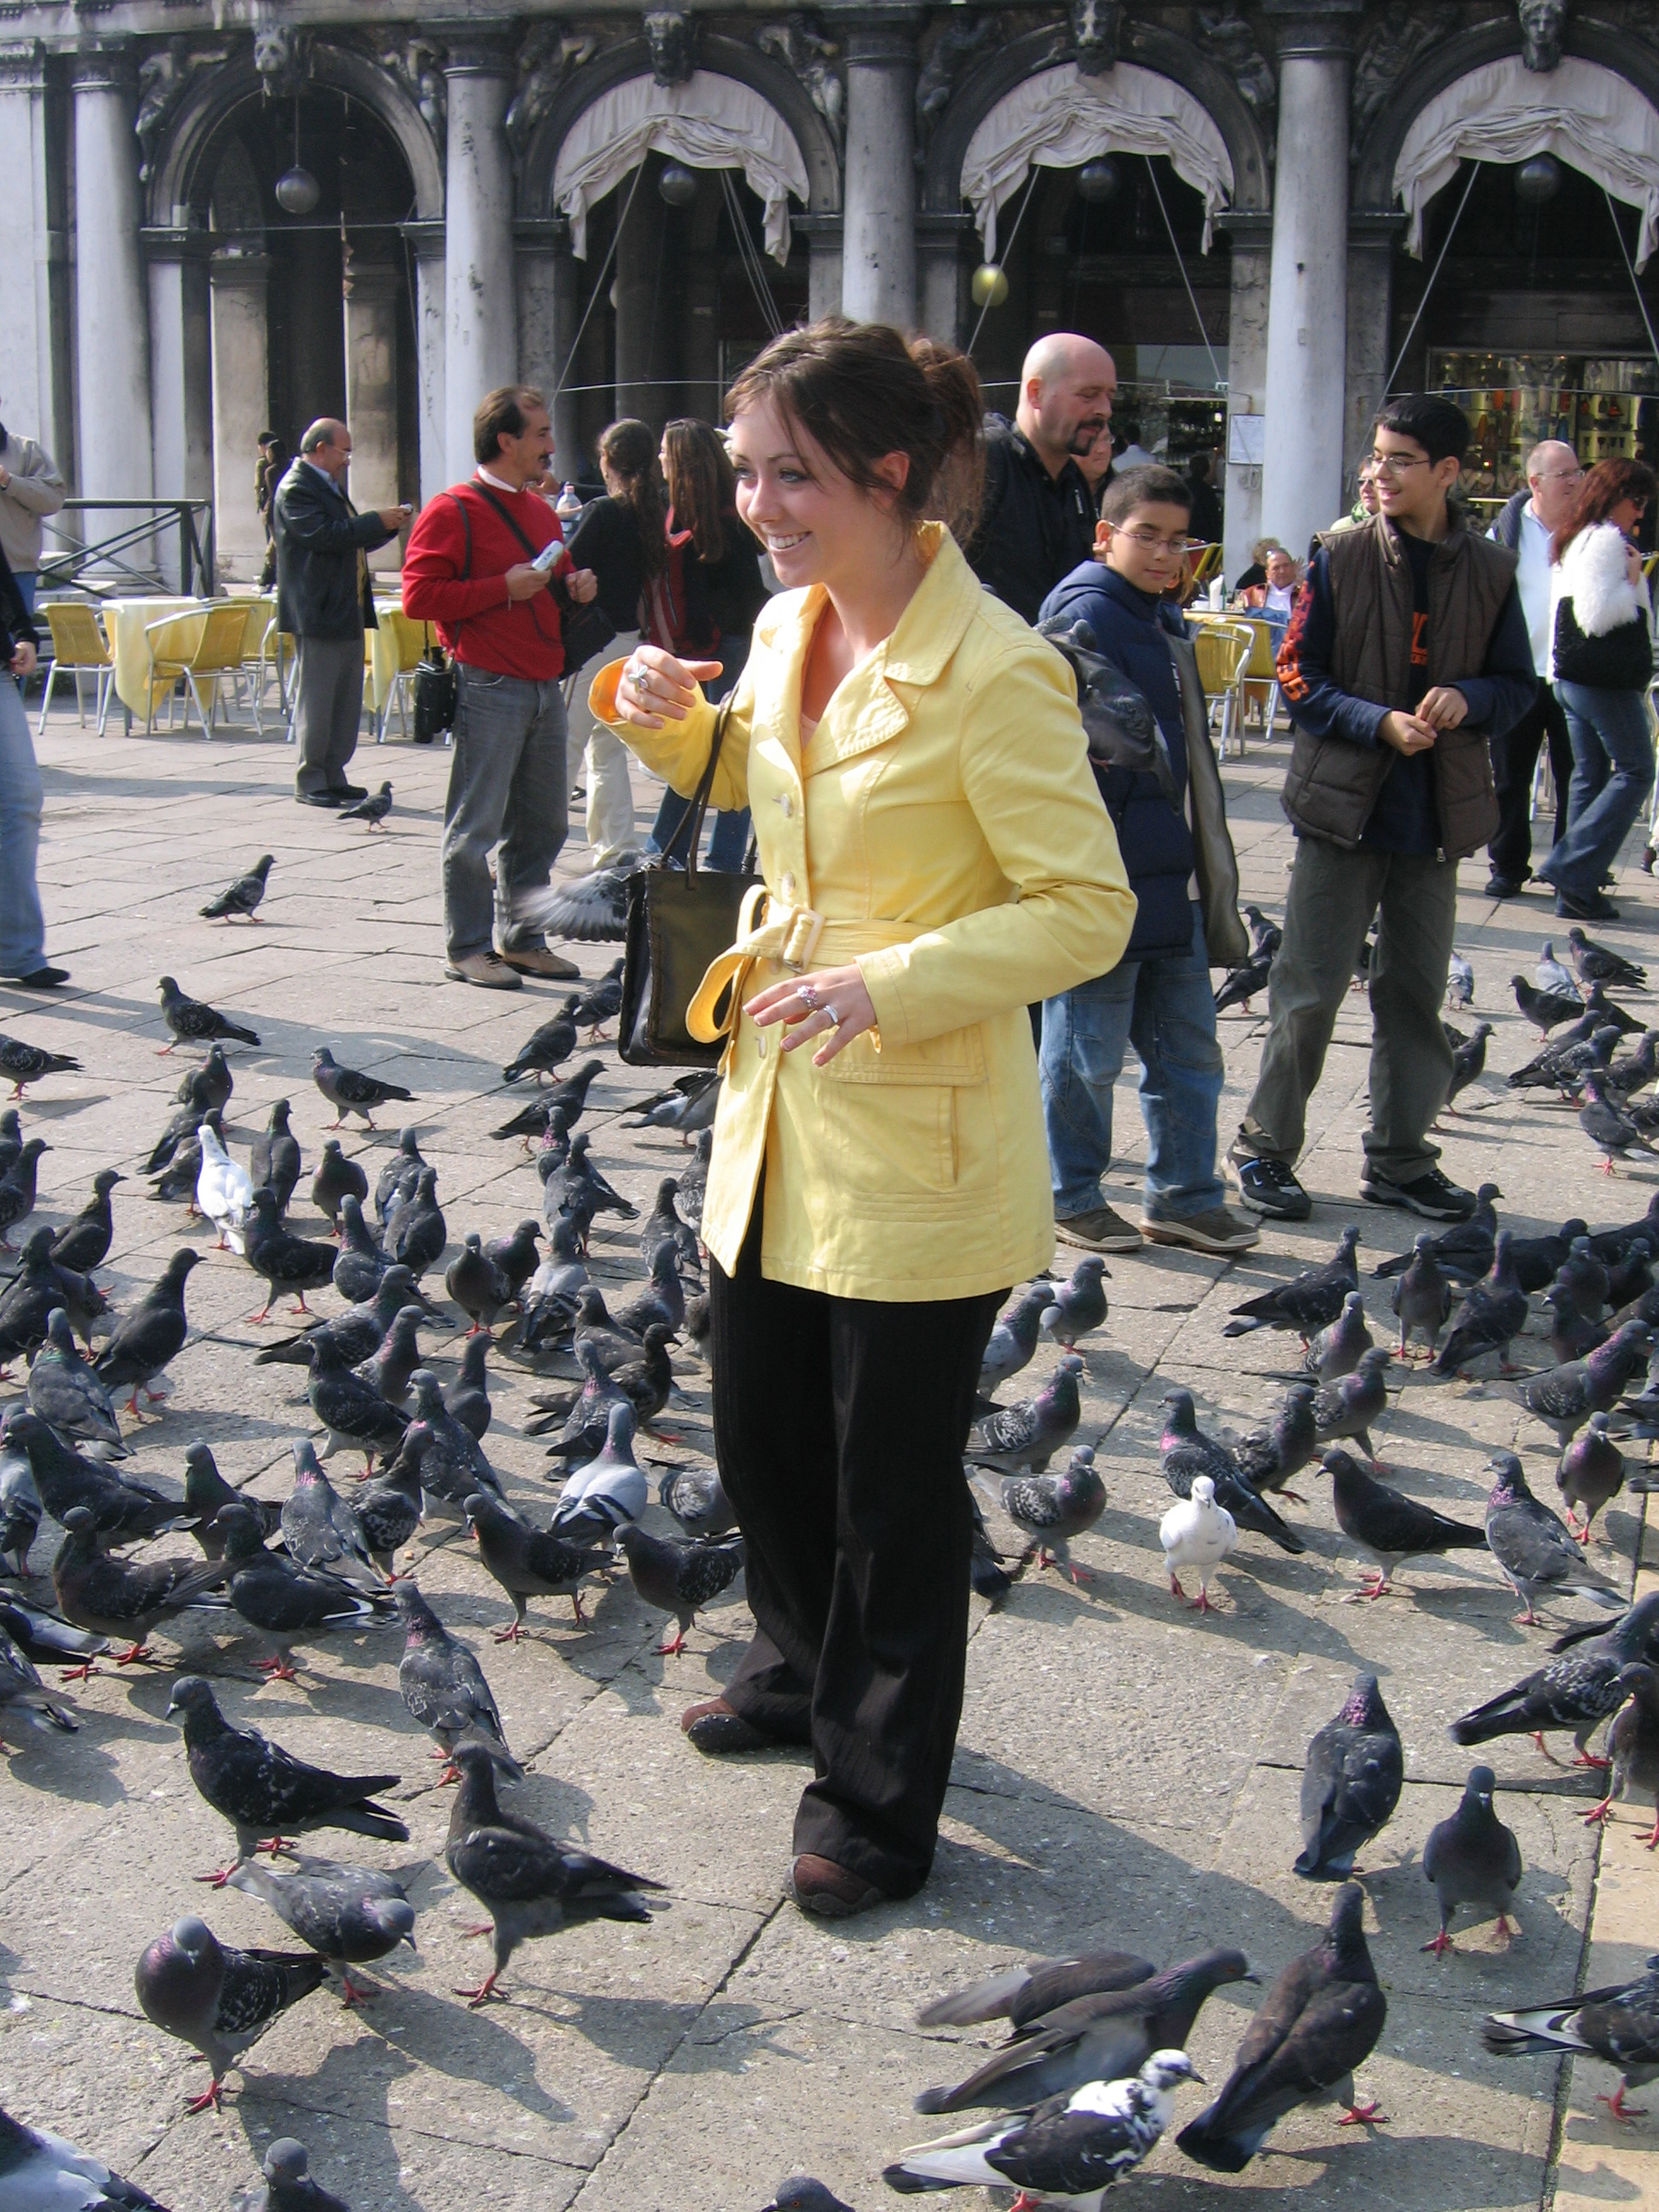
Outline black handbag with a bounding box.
[1037,614,1179,806]
[412,646,455,743]
[618,700,761,1068]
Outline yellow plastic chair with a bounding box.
[1190,619,1254,760]
[35,602,114,737]
[235,597,282,735]
[1237,617,1285,742]
[374,608,433,741]
[1188,542,1224,588]
[143,602,256,735]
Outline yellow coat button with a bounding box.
[780,870,796,899]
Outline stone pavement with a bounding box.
[0,687,1651,2212]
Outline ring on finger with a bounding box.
[797,981,820,1012]
[822,1004,841,1028]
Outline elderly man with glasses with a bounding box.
[1484,439,1583,897]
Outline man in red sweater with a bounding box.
[402,387,600,988]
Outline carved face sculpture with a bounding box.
[1071,0,1123,76]
[644,9,695,88]
[1517,0,1569,73]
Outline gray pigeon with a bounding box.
[201,854,272,923]
[1294,1672,1403,1879]
[1481,1953,1659,2122]
[464,1491,608,1637]
[238,2135,352,2212]
[1038,1255,1110,1349]
[1422,1764,1522,1956]
[964,1354,1084,1474]
[1301,1291,1372,1382]
[1484,1452,1621,1626]
[1312,1346,1392,1466]
[445,1232,511,1336]
[977,1284,1053,1397]
[1451,1592,1659,1766]
[157,975,259,1052]
[615,1525,745,1653]
[1390,1232,1452,1359]
[395,1582,512,1778]
[1579,1074,1659,1172]
[549,1401,649,1543]
[250,1098,303,1218]
[311,1048,414,1131]
[0,2102,168,2207]
[1233,1382,1319,1502]
[916,1951,1155,2032]
[226,1855,416,2007]
[1545,1283,1609,1365]
[1446,949,1475,1008]
[0,1620,79,1747]
[1557,1412,1625,1540]
[1536,940,1575,997]
[1371,1184,1499,1284]
[1584,1662,1659,1850]
[134,1914,325,2112]
[444,1332,493,1440]
[213,1503,393,1679]
[1520,1319,1653,1444]
[1319,1447,1487,1600]
[1568,925,1645,991]
[280,1441,380,1586]
[1224,1228,1359,1342]
[406,1369,499,1509]
[310,1138,367,1233]
[1157,1389,1306,1554]
[339,778,393,830]
[761,2183,857,2212]
[26,1307,126,1455]
[657,1460,736,1540]
[1435,1231,1528,1376]
[993,1445,1106,1580]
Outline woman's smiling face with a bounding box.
[727,393,910,595]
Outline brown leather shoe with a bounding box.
[497,942,580,980]
[445,951,522,991]
[788,1854,887,1919]
[681,1696,766,1755]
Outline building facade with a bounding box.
[3,0,1657,582]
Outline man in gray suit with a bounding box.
[273,420,407,806]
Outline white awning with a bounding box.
[961,63,1234,259]
[1394,55,1659,271]
[554,71,809,264]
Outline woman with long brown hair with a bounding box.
[591,319,1134,1917]
[1537,455,1656,921]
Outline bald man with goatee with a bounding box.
[968,333,1118,624]
[1484,437,1581,894]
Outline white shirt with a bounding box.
[1503,499,1553,676]
[475,465,526,497]
[1264,582,1293,617]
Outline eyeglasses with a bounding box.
[1365,451,1432,476]
[1532,467,1583,485]
[1114,527,1191,555]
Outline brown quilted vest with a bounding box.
[1280,515,1517,858]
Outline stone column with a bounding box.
[614,163,666,424]
[550,238,583,484]
[0,40,72,484]
[1216,212,1272,582]
[208,247,271,582]
[1344,212,1405,500]
[404,221,446,507]
[834,9,918,326]
[795,214,845,324]
[440,34,516,482]
[144,229,212,589]
[72,46,153,556]
[1259,3,1363,556]
[346,262,401,571]
[917,212,973,346]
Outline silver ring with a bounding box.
[823,1004,841,1028]
[797,981,820,1012]
[627,658,650,693]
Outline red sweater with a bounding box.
[401,479,567,679]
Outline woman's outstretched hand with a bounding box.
[614,646,723,729]
[747,966,878,1068]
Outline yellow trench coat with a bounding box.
[593,524,1136,1301]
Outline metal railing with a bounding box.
[39,499,215,598]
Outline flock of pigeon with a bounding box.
[0,835,1654,2210]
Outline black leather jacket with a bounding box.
[0,542,36,667]
[273,460,396,639]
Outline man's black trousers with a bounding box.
[1488,681,1572,883]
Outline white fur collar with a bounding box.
[1557,520,1650,637]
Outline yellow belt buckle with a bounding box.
[780,906,825,971]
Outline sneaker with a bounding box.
[1553,887,1621,922]
[1642,847,1656,875]
[1140,1206,1260,1254]
[329,783,369,803]
[1360,1163,1475,1221]
[1484,875,1525,899]
[1227,1154,1312,1220]
[1055,1203,1144,1254]
[294,789,346,808]
[496,941,580,981]
[445,950,522,991]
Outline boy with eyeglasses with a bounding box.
[1228,395,1535,1224]
[1037,465,1258,1254]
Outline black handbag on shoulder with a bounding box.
[618,700,760,1068]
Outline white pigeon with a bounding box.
[1159,1474,1237,1615]
[883,2051,1202,2207]
[196,1120,254,1254]
[1446,950,1474,1010]
[1535,941,1576,998]
[0,2098,168,2208]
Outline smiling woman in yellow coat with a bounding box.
[597,318,1134,1918]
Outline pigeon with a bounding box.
[1579,1074,1659,1172]
[248,1097,302,1217]
[615,1525,745,1654]
[254,1267,434,1374]
[443,1740,661,2005]
[1592,1191,1659,1265]
[196,1122,254,1253]
[1557,1413,1625,1540]
[157,976,259,1052]
[332,1197,391,1304]
[995,1445,1106,1580]
[383,1167,446,1278]
[445,1233,511,1336]
[281,1441,380,1586]
[0,1408,187,1545]
[1037,1257,1110,1350]
[0,1621,79,1749]
[49,1167,123,1275]
[1606,1033,1659,1104]
[1605,1234,1657,1308]
[338,778,392,828]
[1224,1228,1359,1341]
[311,1047,413,1131]
[1450,1592,1659,1767]
[51,1507,227,1667]
[1485,1452,1621,1624]
[166,1674,407,1871]
[1301,1291,1372,1382]
[0,1593,104,1670]
[1569,926,1646,992]
[968,1488,1014,1606]
[306,1332,409,1471]
[568,958,626,1041]
[678,1127,713,1229]
[0,1137,48,1249]
[547,1126,634,1216]
[444,1333,493,1440]
[637,1179,701,1281]
[1312,1346,1391,1464]
[183,1443,280,1561]
[1444,1021,1492,1110]
[0,1038,79,1097]
[1176,1884,1387,2168]
[0,1448,40,1574]
[1435,1231,1528,1375]
[405,1369,498,1507]
[538,1340,629,1466]
[0,2100,166,2206]
[1243,903,1281,956]
[215,1505,392,1679]
[309,1138,366,1232]
[911,1948,1252,2117]
[1294,1672,1403,1878]
[227,1854,416,2011]
[395,1581,512,1775]
[498,1063,608,1144]
[916,1952,1156,2033]
[1507,1218,1591,1295]
[375,1130,426,1225]
[1545,1283,1610,1365]
[238,2137,352,2212]
[1420,1764,1523,1955]
[1515,973,1588,1033]
[1157,1389,1306,1554]
[884,2051,1201,2202]
[1584,1662,1659,1850]
[550,1401,649,1541]
[1388,1234,1452,1359]
[465,1491,608,1636]
[174,1042,234,1115]
[620,1068,722,1140]
[134,1914,327,2113]
[502,1003,579,1085]
[1160,1473,1237,1612]
[1214,943,1274,1013]
[1481,1953,1659,2122]
[352,1458,423,1579]
[1320,1447,1487,1599]
[200,853,273,922]
[1520,1320,1653,1444]
[242,1188,337,1321]
[0,1227,73,1366]
[485,1220,542,1305]
[1446,949,1475,1008]
[657,1461,736,1540]
[525,861,635,945]
[1537,940,1577,997]
[26,1307,125,1455]
[148,1115,211,1203]
[1233,1383,1319,1502]
[965,1354,1084,1474]
[1511,1023,1621,1097]
[760,2184,856,2212]
[1372,1184,1500,1284]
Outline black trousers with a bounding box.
[1488,682,1573,882]
[708,1196,1001,1897]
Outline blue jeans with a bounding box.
[646,637,753,870]
[441,666,568,962]
[1041,899,1225,1220]
[0,676,45,975]
[1540,682,1656,898]
[11,574,36,619]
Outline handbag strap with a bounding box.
[463,480,560,642]
[680,699,735,885]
